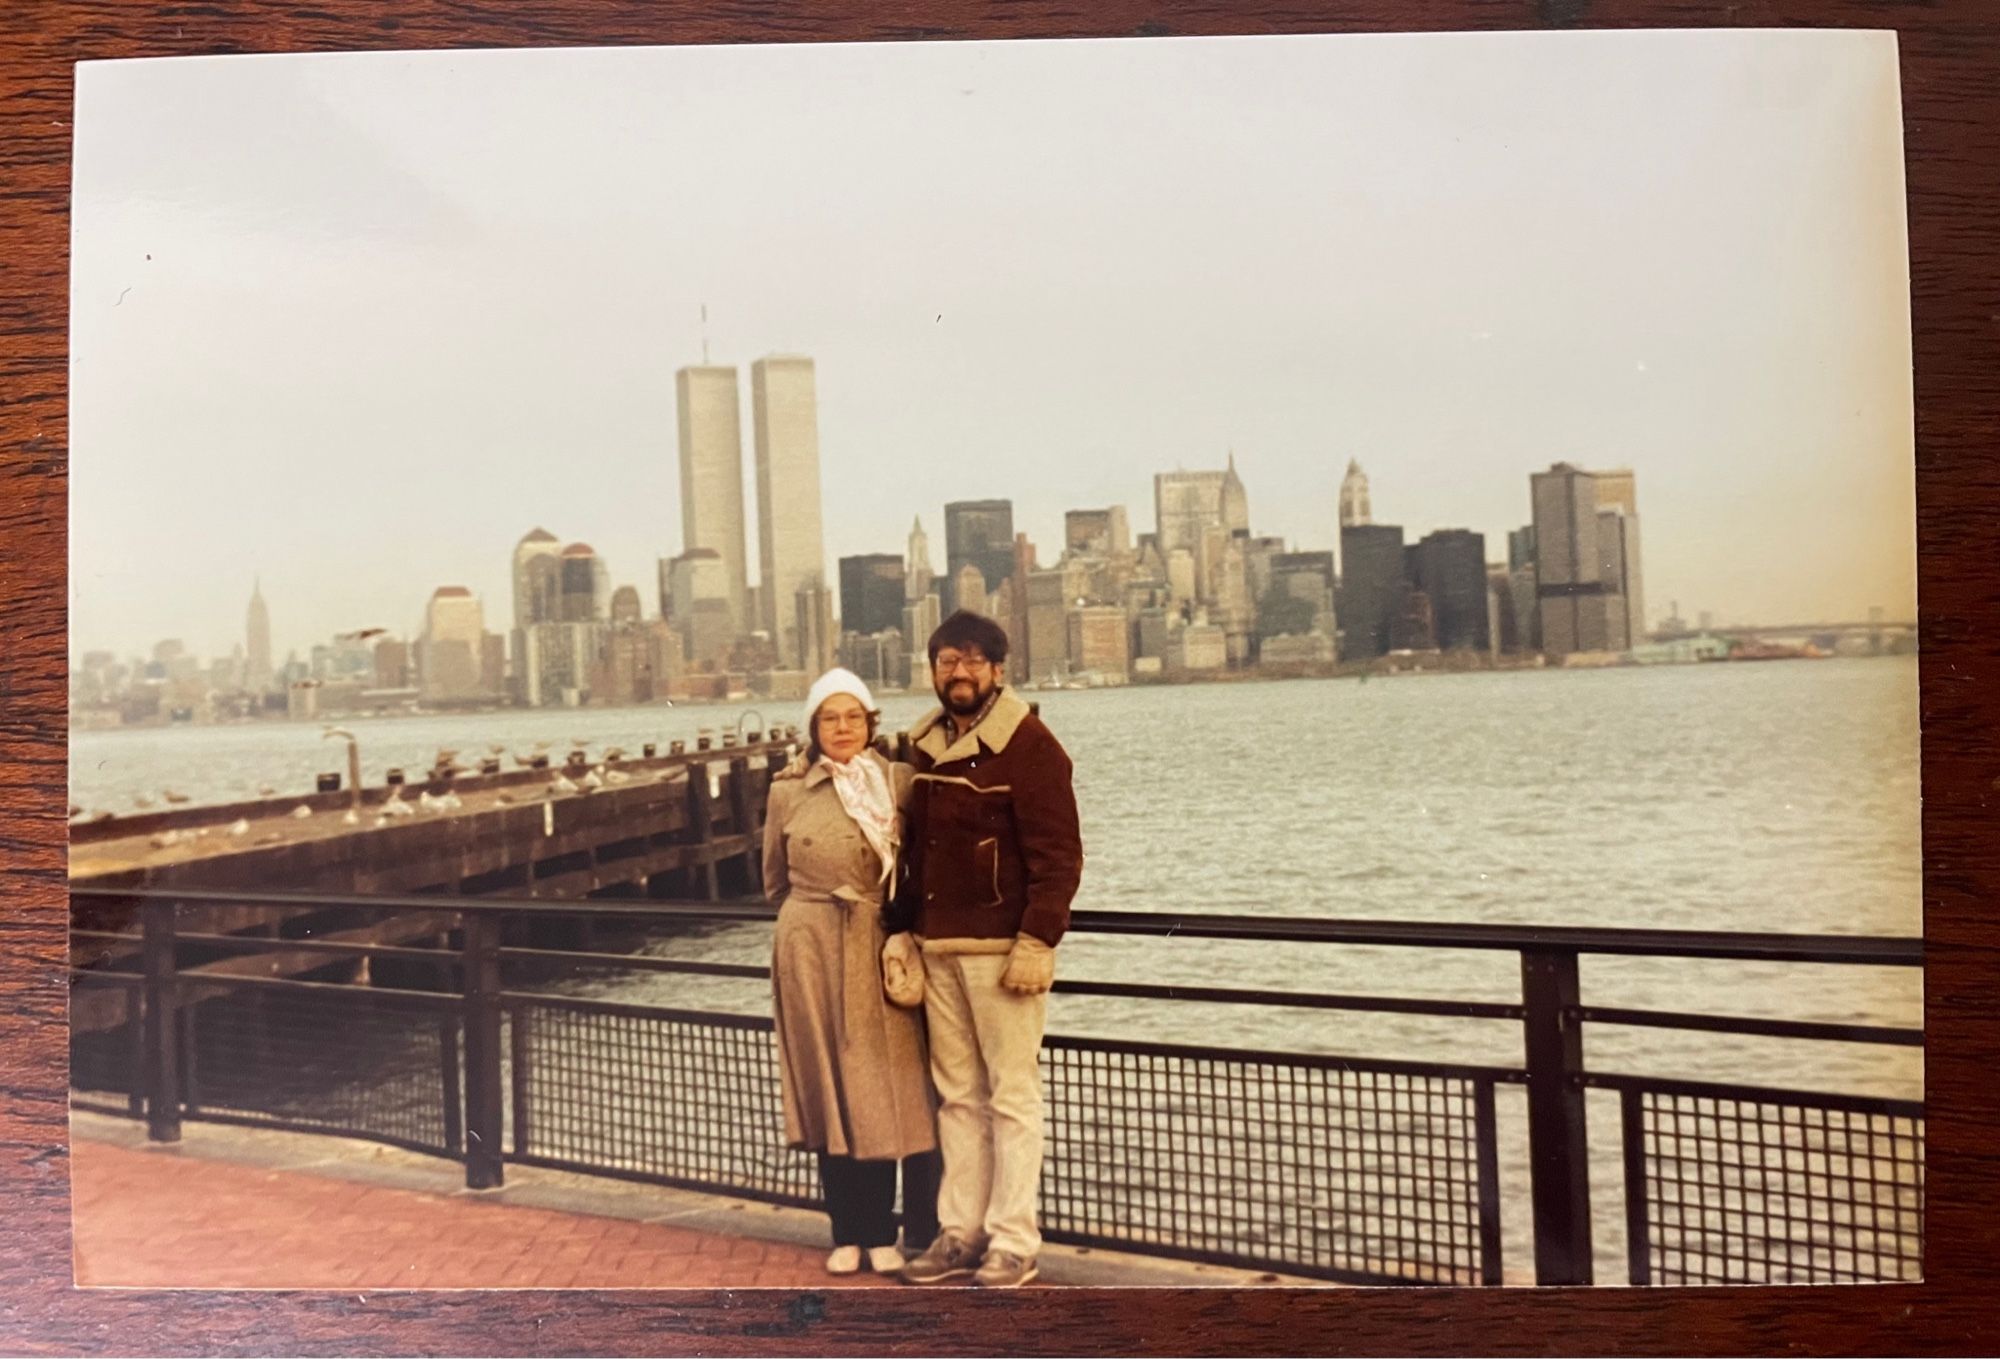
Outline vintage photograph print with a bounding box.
[67,29,1919,1291]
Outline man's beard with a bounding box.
[939,676,989,716]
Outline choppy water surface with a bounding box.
[75,657,1923,1278]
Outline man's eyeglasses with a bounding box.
[933,652,992,677]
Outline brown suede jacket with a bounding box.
[885,686,1082,948]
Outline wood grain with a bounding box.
[4,1,1996,1352]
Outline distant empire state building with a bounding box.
[245,578,272,693]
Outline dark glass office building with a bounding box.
[1411,529,1491,652]
[1338,524,1406,660]
[944,500,1016,609]
[838,553,907,638]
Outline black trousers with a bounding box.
[817,1149,941,1250]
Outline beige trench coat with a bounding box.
[763,752,937,1161]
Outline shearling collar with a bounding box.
[912,686,1032,765]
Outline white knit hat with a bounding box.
[803,667,876,737]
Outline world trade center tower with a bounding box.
[676,364,751,634]
[753,355,827,670]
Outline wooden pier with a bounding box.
[69,734,799,1030]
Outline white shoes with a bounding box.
[825,1244,907,1275]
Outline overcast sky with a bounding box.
[69,29,1913,663]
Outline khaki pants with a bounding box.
[921,951,1048,1259]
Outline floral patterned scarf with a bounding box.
[822,752,898,885]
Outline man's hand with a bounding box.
[1000,933,1055,995]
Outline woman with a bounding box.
[764,667,940,1275]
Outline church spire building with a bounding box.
[906,514,933,602]
[1339,459,1372,528]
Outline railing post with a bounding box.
[1521,946,1592,1284]
[688,761,720,901]
[1621,1088,1653,1285]
[727,755,757,886]
[140,898,181,1143]
[460,912,505,1189]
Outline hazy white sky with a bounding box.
[69,29,1914,662]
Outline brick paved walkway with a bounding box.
[72,1139,900,1290]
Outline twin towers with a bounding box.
[675,355,829,673]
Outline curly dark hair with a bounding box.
[926,609,1011,666]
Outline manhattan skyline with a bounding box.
[70,31,1914,661]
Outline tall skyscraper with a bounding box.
[1588,469,1645,646]
[245,579,272,693]
[1411,529,1492,652]
[944,500,1015,609]
[839,554,906,638]
[1595,507,1638,651]
[906,516,934,602]
[752,355,827,669]
[510,528,563,701]
[676,364,750,632]
[1531,463,1609,655]
[1154,470,1228,557]
[667,548,734,667]
[1338,524,1406,660]
[1339,459,1372,528]
[1221,453,1250,536]
[511,528,562,629]
[557,543,608,623]
[420,586,485,701]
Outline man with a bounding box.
[888,609,1083,1290]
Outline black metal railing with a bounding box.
[69,886,1923,1287]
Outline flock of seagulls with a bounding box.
[82,731,770,849]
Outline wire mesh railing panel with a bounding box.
[1041,1038,1499,1285]
[180,981,463,1157]
[1625,1086,1924,1284]
[509,999,819,1205]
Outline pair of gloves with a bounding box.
[881,931,1055,1008]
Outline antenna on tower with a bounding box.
[700,303,710,365]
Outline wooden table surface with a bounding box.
[3,2,1996,1353]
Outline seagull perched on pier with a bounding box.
[603,767,632,787]
[579,769,605,791]
[511,751,539,768]
[161,789,191,805]
[549,772,579,796]
[381,791,416,819]
[227,818,251,836]
[290,804,313,819]
[417,790,447,814]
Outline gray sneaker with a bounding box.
[899,1231,983,1285]
[973,1249,1039,1288]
